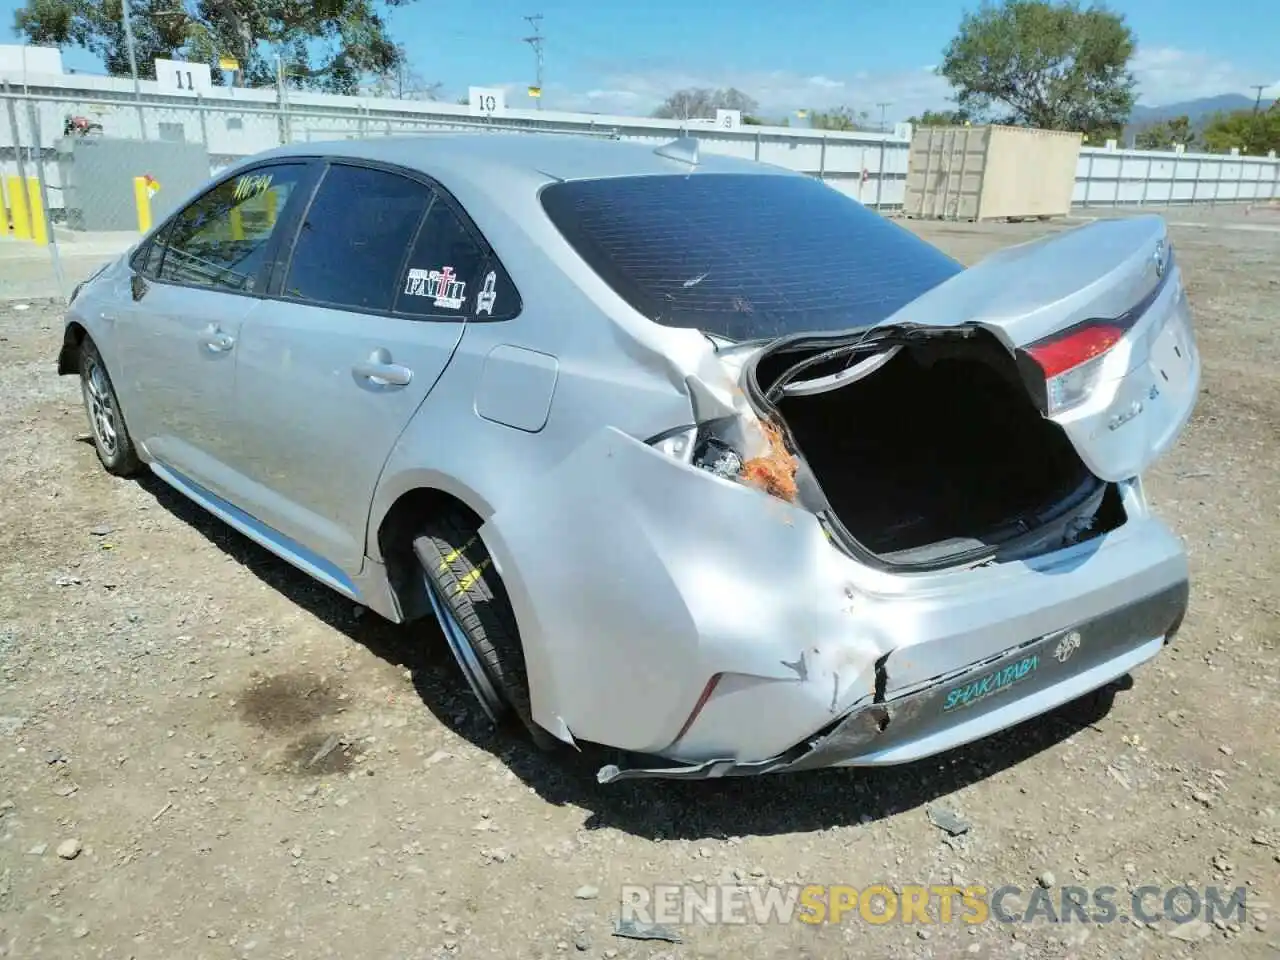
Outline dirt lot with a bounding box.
[1,207,1278,960]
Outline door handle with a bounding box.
[198,327,235,353]
[353,360,413,387]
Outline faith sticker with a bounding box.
[233,173,272,202]
[476,270,497,315]
[404,266,467,310]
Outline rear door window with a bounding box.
[540,173,963,341]
[158,163,307,293]
[281,163,433,313]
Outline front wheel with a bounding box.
[79,337,141,477]
[413,510,557,750]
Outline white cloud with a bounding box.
[529,47,1276,123]
[1131,47,1279,105]
[547,66,952,122]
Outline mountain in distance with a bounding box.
[1129,93,1274,126]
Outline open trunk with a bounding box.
[713,216,1199,571]
[539,172,1198,570]
[749,331,1124,568]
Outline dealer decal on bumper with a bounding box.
[942,655,1039,712]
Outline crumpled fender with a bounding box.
[479,426,892,756]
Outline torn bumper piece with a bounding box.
[597,580,1188,783]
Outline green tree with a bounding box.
[808,106,872,131]
[1202,107,1280,155]
[907,108,972,126]
[1133,115,1195,150]
[939,0,1136,137]
[13,0,414,93]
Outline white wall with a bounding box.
[0,44,64,78]
[1075,147,1280,206]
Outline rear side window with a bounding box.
[282,164,432,312]
[393,197,487,318]
[159,163,306,292]
[540,173,963,342]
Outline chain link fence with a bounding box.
[5,85,1276,302]
[0,89,643,301]
[1,89,898,301]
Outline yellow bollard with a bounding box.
[26,178,48,246]
[8,174,30,240]
[265,188,277,226]
[229,206,244,241]
[133,176,152,233]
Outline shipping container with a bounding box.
[903,124,1083,221]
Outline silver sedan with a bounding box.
[59,133,1199,781]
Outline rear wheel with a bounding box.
[413,511,557,750]
[78,337,141,477]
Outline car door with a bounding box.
[112,161,313,497]
[231,161,487,572]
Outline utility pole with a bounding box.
[1250,84,1267,114]
[119,0,147,138]
[523,13,544,110]
[876,102,890,132]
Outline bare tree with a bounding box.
[366,45,442,100]
[653,87,759,121]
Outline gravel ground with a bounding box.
[1,207,1278,960]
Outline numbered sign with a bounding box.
[715,109,741,130]
[469,86,506,117]
[154,58,213,94]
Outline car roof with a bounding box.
[250,132,798,196]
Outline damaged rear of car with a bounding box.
[488,168,1197,781]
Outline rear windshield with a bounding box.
[540,173,963,342]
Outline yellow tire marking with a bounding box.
[438,535,478,571]
[458,558,492,591]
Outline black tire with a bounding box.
[78,337,142,477]
[413,511,558,751]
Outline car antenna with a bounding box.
[654,135,699,166]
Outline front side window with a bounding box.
[282,164,433,313]
[540,173,964,342]
[159,163,306,293]
[131,223,170,276]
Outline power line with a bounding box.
[523,13,544,110]
[876,101,891,132]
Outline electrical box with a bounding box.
[56,136,211,231]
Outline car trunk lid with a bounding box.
[743,214,1199,486]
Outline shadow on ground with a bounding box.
[137,470,1127,842]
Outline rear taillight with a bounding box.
[1024,320,1126,415]
[646,418,798,503]
[1021,239,1175,417]
[647,424,697,463]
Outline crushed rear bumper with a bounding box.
[597,579,1187,783]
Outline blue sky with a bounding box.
[5,0,1278,119]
